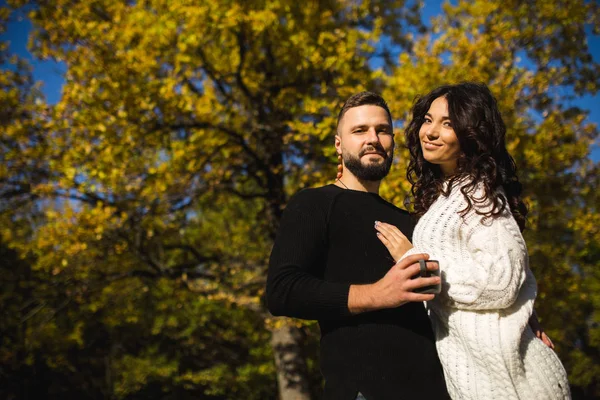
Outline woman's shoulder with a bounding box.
[441,178,518,234]
[448,176,506,206]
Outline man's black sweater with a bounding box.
[267,185,449,399]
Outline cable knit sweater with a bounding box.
[402,180,571,400]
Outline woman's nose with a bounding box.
[426,125,440,139]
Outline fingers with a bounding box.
[395,252,430,269]
[376,254,440,307]
[406,275,441,290]
[375,229,403,256]
[405,292,436,302]
[401,261,438,278]
[421,261,439,272]
[529,313,555,349]
[375,221,395,249]
[376,230,392,248]
[541,332,555,349]
[375,221,407,242]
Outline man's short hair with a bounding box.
[336,91,393,132]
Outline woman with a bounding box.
[375,82,570,399]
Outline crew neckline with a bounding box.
[328,183,381,197]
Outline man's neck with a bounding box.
[336,172,381,194]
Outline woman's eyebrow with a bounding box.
[425,113,451,120]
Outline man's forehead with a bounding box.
[342,104,389,121]
[340,105,392,127]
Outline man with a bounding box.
[266,92,450,399]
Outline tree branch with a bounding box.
[163,244,219,264]
[234,29,256,102]
[196,47,235,104]
[162,121,269,177]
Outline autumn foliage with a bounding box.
[1,1,599,399]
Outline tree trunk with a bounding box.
[270,324,312,400]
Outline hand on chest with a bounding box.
[326,198,413,280]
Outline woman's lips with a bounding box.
[422,141,441,150]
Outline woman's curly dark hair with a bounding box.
[404,82,528,231]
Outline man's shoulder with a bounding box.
[375,198,414,231]
[378,197,411,217]
[288,184,340,204]
[284,185,339,218]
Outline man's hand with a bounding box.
[529,311,554,349]
[374,220,413,261]
[348,253,440,314]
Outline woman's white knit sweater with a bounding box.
[402,180,570,400]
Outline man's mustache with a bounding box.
[359,145,388,158]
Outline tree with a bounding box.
[2,0,423,397]
[2,0,599,398]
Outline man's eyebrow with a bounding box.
[349,124,368,131]
[349,123,392,131]
[375,123,392,130]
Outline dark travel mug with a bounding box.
[412,259,441,294]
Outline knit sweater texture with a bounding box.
[402,180,571,400]
[267,184,449,399]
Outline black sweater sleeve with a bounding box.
[266,189,352,320]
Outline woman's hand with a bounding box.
[529,311,554,349]
[374,221,413,262]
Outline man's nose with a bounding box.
[365,127,380,143]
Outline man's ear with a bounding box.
[334,135,342,155]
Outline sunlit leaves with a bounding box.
[2,0,599,397]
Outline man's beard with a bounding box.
[343,147,393,181]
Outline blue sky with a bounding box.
[2,1,599,158]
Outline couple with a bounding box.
[266,83,570,399]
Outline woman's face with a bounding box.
[418,96,461,176]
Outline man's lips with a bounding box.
[361,151,386,157]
